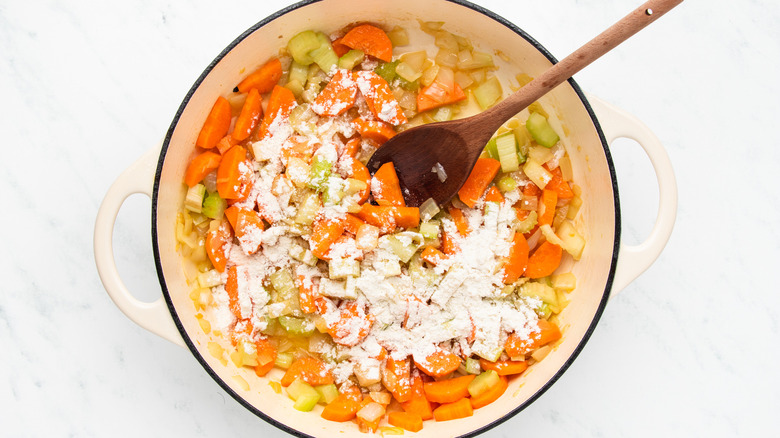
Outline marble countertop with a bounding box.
[3,0,778,436]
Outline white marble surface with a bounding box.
[2,0,779,436]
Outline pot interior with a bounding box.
[153,0,618,436]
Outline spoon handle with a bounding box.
[487,0,683,124]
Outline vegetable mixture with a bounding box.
[176,21,586,433]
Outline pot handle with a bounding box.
[587,95,678,295]
[94,146,186,347]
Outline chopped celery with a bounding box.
[279,315,316,336]
[294,191,321,225]
[419,221,441,239]
[275,352,294,369]
[287,30,321,65]
[515,210,537,233]
[495,131,520,172]
[387,232,424,263]
[465,357,482,375]
[315,384,340,404]
[468,370,500,398]
[329,257,360,279]
[484,137,499,160]
[432,105,453,122]
[184,184,206,214]
[551,272,577,292]
[398,77,419,92]
[287,378,321,411]
[270,268,296,294]
[474,76,502,110]
[307,155,332,191]
[260,317,283,336]
[518,281,559,313]
[289,244,317,266]
[374,60,399,83]
[321,176,345,206]
[526,112,560,148]
[497,175,517,193]
[288,60,309,86]
[338,49,365,70]
[418,198,441,222]
[310,32,338,72]
[285,79,304,97]
[201,191,226,219]
[513,126,530,164]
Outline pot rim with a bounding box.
[150,1,621,436]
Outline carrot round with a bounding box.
[479,358,528,376]
[258,85,297,139]
[254,337,277,377]
[504,319,562,357]
[344,213,366,235]
[525,240,563,278]
[312,69,358,116]
[371,162,405,207]
[309,215,347,260]
[483,185,505,203]
[224,207,264,254]
[184,151,221,187]
[225,266,243,321]
[231,88,263,142]
[503,232,529,284]
[421,246,447,266]
[347,157,370,204]
[352,117,396,145]
[423,374,475,404]
[382,356,412,403]
[390,206,419,229]
[356,203,396,234]
[297,274,318,314]
[400,372,433,420]
[321,393,362,422]
[432,397,473,421]
[457,158,501,208]
[236,58,283,94]
[341,137,362,159]
[448,207,470,236]
[281,356,334,387]
[205,220,232,272]
[196,96,232,149]
[388,411,423,432]
[414,347,461,378]
[216,145,250,199]
[340,24,393,62]
[440,229,459,255]
[469,375,508,409]
[328,300,373,347]
[417,77,466,113]
[545,167,574,199]
[538,189,558,227]
[354,70,407,125]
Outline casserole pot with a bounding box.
[94,0,677,436]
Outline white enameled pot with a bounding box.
[94,0,677,436]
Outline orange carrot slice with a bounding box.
[297,274,319,314]
[503,232,529,284]
[184,151,221,187]
[400,372,433,420]
[457,158,501,208]
[545,166,575,199]
[281,356,334,387]
[328,300,373,347]
[205,219,232,272]
[254,337,277,377]
[231,88,263,142]
[423,374,475,404]
[312,69,358,116]
[371,162,405,207]
[382,356,412,403]
[258,85,297,139]
[390,206,419,229]
[356,204,396,234]
[388,411,423,432]
[479,358,529,376]
[354,70,407,125]
[414,347,461,378]
[196,96,232,149]
[344,213,366,235]
[483,185,505,203]
[236,58,283,94]
[504,319,562,357]
[538,189,558,227]
[448,207,470,236]
[340,24,393,62]
[321,392,363,422]
[346,156,370,204]
[432,397,473,421]
[525,240,563,278]
[309,215,347,260]
[352,117,396,145]
[421,246,447,266]
[469,375,508,409]
[216,145,252,199]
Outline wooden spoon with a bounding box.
[367,0,682,207]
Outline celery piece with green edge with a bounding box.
[184,184,206,214]
[270,268,295,293]
[497,175,517,193]
[307,155,332,191]
[311,33,339,72]
[474,76,502,110]
[294,192,321,226]
[288,30,321,65]
[287,378,321,411]
[419,221,441,239]
[515,210,537,234]
[484,137,499,160]
[468,370,500,398]
[289,60,309,85]
[465,357,482,375]
[374,60,399,83]
[398,77,420,92]
[526,112,560,148]
[321,176,344,206]
[201,191,226,219]
[315,384,339,405]
[495,131,519,172]
[338,50,365,70]
[278,315,316,336]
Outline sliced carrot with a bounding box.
[352,117,396,145]
[469,375,508,409]
[236,58,283,94]
[230,318,254,347]
[448,207,469,236]
[281,356,334,387]
[414,347,461,378]
[297,274,319,314]
[479,358,529,376]
[216,145,252,199]
[417,73,467,113]
[432,397,473,421]
[346,156,370,204]
[483,185,505,203]
[341,136,362,159]
[231,88,263,142]
[196,96,232,150]
[225,266,243,321]
[205,219,232,272]
[254,337,277,377]
[504,319,562,357]
[388,411,423,432]
[545,166,574,199]
[538,189,558,227]
[224,206,264,254]
[344,213,366,235]
[503,232,529,284]
[371,162,405,207]
[423,374,475,404]
[525,240,563,279]
[457,158,501,208]
[216,134,238,155]
[401,372,433,420]
[331,37,351,58]
[340,24,393,62]
[440,229,459,255]
[328,300,373,347]
[382,356,412,403]
[321,393,362,422]
[356,203,396,234]
[258,85,297,139]
[312,69,358,116]
[523,182,542,198]
[390,206,419,229]
[354,70,407,125]
[309,215,347,260]
[184,151,221,187]
[421,246,447,266]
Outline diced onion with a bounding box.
[419,197,441,221]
